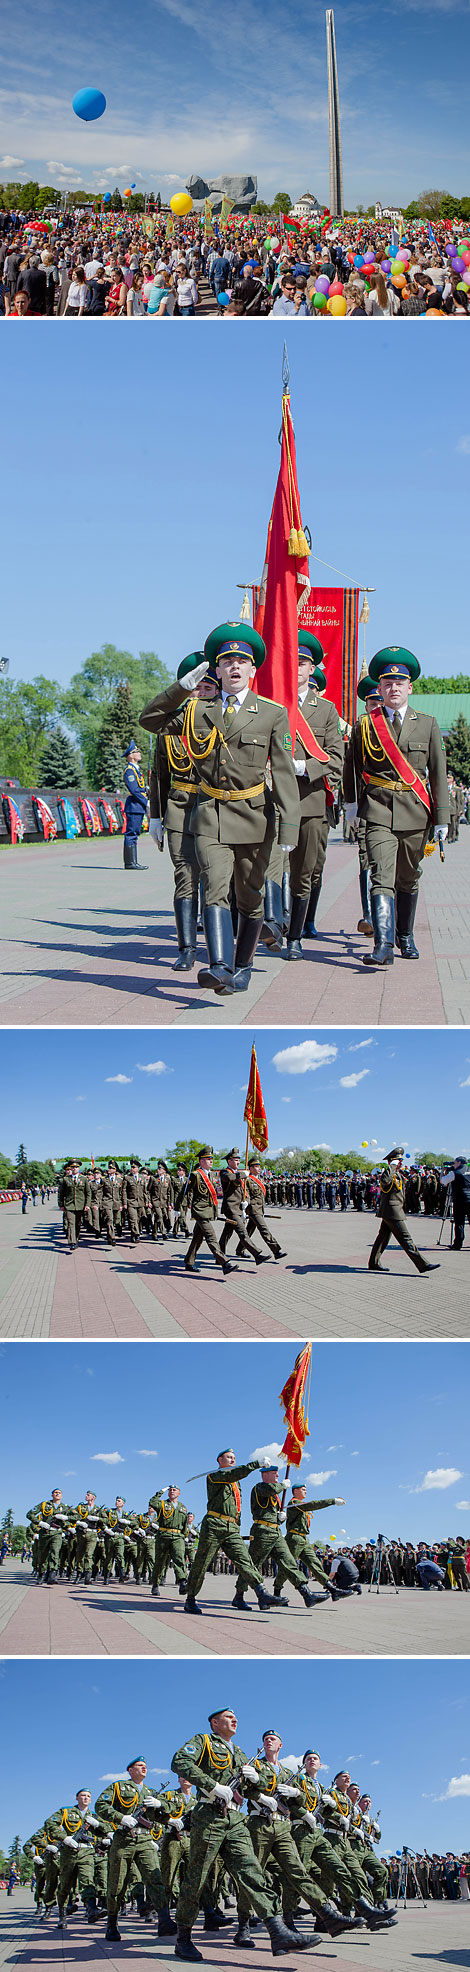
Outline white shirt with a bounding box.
[85,259,101,279]
[384,703,407,725]
[298,685,310,705]
[221,686,250,711]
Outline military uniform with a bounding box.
[238,1479,324,1604]
[26,1499,73,1580]
[100,1170,123,1245]
[94,1775,168,1920]
[57,1171,91,1248]
[184,1159,229,1274]
[237,1755,325,1923]
[171,1729,279,1931]
[369,1152,436,1275]
[132,1513,157,1583]
[149,673,202,968]
[147,1172,171,1241]
[343,647,449,965]
[218,1157,263,1261]
[243,1168,285,1259]
[274,1496,336,1595]
[44,1803,105,1918]
[287,678,343,948]
[151,1496,189,1590]
[103,1507,135,1581]
[73,1501,105,1581]
[318,1786,375,1905]
[24,1828,48,1910]
[289,1773,358,1915]
[123,748,148,869]
[349,1807,388,1907]
[185,1461,269,1603]
[122,1168,146,1243]
[173,1171,191,1236]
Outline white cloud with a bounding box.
[310,1470,337,1484]
[314,1143,331,1150]
[371,1761,380,1767]
[347,1038,375,1052]
[339,1070,370,1088]
[327,1445,344,1452]
[456,1500,470,1510]
[414,1467,463,1492]
[0,154,24,166]
[134,1449,159,1457]
[105,1074,132,1084]
[456,437,470,455]
[272,1041,338,1076]
[251,1441,287,1468]
[442,1774,470,1797]
[281,1097,291,1104]
[351,1451,359,1457]
[63,1470,77,1476]
[90,1451,125,1464]
[460,1076,470,1087]
[76,1096,86,1102]
[136,1061,173,1076]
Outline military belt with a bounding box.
[251,1519,279,1531]
[207,1510,241,1524]
[363,774,409,792]
[199,779,265,802]
[170,780,197,794]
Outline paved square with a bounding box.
[2,1890,469,1972]
[1,824,469,1027]
[1,1558,468,1659]
[0,1198,466,1339]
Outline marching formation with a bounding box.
[57,1149,285,1274]
[24,1731,395,1961]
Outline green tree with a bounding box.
[35,186,60,212]
[417,188,449,221]
[111,186,123,211]
[403,201,420,221]
[0,676,61,784]
[0,1152,15,1185]
[459,196,470,221]
[439,193,457,221]
[15,181,40,213]
[165,1139,208,1172]
[252,201,270,217]
[272,193,292,214]
[91,682,133,786]
[16,1145,27,1168]
[1,1509,14,1537]
[38,726,82,787]
[417,674,470,694]
[445,712,470,781]
[60,644,171,778]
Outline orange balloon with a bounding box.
[392,272,406,288]
[124,188,132,197]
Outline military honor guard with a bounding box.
[95,1755,176,1941]
[122,741,149,870]
[236,1730,358,1944]
[273,1482,345,1599]
[343,646,449,966]
[148,658,219,971]
[183,1449,280,1616]
[184,1147,236,1277]
[57,1161,91,1249]
[368,1147,440,1276]
[241,1155,287,1260]
[236,1464,342,1612]
[150,1486,190,1596]
[285,633,343,956]
[218,1148,267,1264]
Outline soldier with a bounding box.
[173,1164,191,1237]
[319,1773,396,1929]
[57,1160,91,1250]
[284,634,344,956]
[289,1752,365,1927]
[343,676,382,937]
[150,1485,190,1596]
[184,1147,235,1277]
[218,1148,266,1264]
[146,1167,170,1242]
[348,1790,390,1910]
[236,1730,357,1944]
[26,1490,72,1584]
[100,1161,123,1245]
[235,1464,336,1611]
[148,656,219,971]
[140,624,300,995]
[85,1169,102,1237]
[183,1448,279,1616]
[44,1791,105,1928]
[95,1754,176,1941]
[23,1827,49,1914]
[73,1492,105,1583]
[132,1509,157,1584]
[368,1147,440,1276]
[122,1159,145,1244]
[171,1705,316,1961]
[103,1498,134,1582]
[343,646,449,966]
[241,1155,287,1260]
[273,1482,345,1599]
[122,741,149,870]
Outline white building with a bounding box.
[375,200,404,224]
[290,192,322,219]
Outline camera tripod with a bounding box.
[437,1184,454,1248]
[395,1848,427,1908]
[368,1535,399,1595]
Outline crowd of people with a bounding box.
[2,204,470,316]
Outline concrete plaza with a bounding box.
[1,1557,468,1659]
[2,1890,468,1972]
[1,824,469,1028]
[0,1198,466,1339]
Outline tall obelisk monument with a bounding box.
[326,9,344,217]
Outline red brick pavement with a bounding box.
[49,1245,291,1340]
[0,1574,356,1659]
[7,1894,385,1971]
[50,1252,150,1338]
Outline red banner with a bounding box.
[298,587,359,726]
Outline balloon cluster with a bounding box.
[447,236,470,293]
[313,273,347,315]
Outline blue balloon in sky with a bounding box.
[72,87,107,123]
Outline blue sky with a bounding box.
[1,1028,470,1164]
[0,1658,469,1856]
[1,332,469,690]
[2,1340,470,1539]
[1,0,470,204]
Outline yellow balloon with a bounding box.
[361,1140,368,1147]
[170,192,193,216]
[329,295,347,316]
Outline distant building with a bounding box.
[290,192,322,219]
[410,693,470,735]
[375,201,404,225]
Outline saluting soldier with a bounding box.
[140,623,299,995]
[171,1706,315,1962]
[95,1754,176,1942]
[122,741,149,870]
[273,1482,345,1599]
[236,1730,357,1945]
[148,656,219,971]
[368,1147,440,1276]
[183,1448,278,1616]
[285,634,344,956]
[343,646,449,966]
[150,1485,190,1596]
[242,1155,287,1260]
[218,1148,266,1264]
[184,1147,235,1277]
[122,1159,145,1244]
[236,1464,332,1612]
[57,1161,91,1250]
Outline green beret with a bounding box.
[368,646,421,683]
[204,621,266,671]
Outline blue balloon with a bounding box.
[103,192,112,202]
[354,253,364,268]
[72,87,106,123]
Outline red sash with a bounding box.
[296,706,330,762]
[231,1482,242,1516]
[367,708,431,815]
[196,1169,219,1209]
[249,1176,266,1196]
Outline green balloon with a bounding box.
[313,292,327,310]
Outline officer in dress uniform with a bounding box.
[285,634,344,956]
[148,656,219,972]
[350,674,382,936]
[218,1148,266,1265]
[123,742,149,871]
[184,1147,235,1277]
[343,647,449,966]
[241,1154,287,1259]
[140,624,299,995]
[368,1147,440,1276]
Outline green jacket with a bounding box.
[186,1168,220,1222]
[94,1778,159,1831]
[153,1500,189,1537]
[44,1805,101,1847]
[205,1460,259,1523]
[318,1785,353,1838]
[150,720,199,835]
[171,1730,247,1799]
[286,1498,336,1540]
[219,1168,246,1219]
[249,1480,283,1530]
[24,1827,48,1859]
[377,1165,408,1225]
[294,690,344,820]
[27,1500,73,1533]
[58,1176,91,1212]
[241,1755,303,1813]
[140,678,300,849]
[343,706,449,832]
[155,1786,195,1825]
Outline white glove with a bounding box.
[277,1785,298,1799]
[210,1783,232,1806]
[282,845,297,853]
[241,1765,259,1784]
[258,1794,276,1814]
[344,801,357,823]
[278,1509,286,1522]
[149,819,164,847]
[293,758,307,777]
[321,1793,336,1809]
[182,661,209,691]
[85,1815,99,1828]
[142,1796,160,1809]
[47,1844,59,1854]
[334,1497,346,1505]
[305,1811,317,1830]
[170,1818,184,1833]
[434,824,448,841]
[101,1837,112,1847]
[63,1837,78,1850]
[121,1815,138,1830]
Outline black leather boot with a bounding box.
[175,1926,203,1961]
[232,1590,251,1611]
[203,1909,231,1930]
[233,913,262,990]
[123,837,133,869]
[232,1919,255,1946]
[267,1914,316,1953]
[357,867,373,934]
[286,894,309,959]
[105,1919,121,1942]
[198,906,234,993]
[158,1907,177,1936]
[363,892,395,966]
[255,1584,281,1610]
[303,877,322,938]
[301,1585,329,1607]
[184,1595,203,1614]
[261,880,284,951]
[173,896,198,971]
[396,889,419,958]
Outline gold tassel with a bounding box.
[296,528,310,557]
[288,527,300,556]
